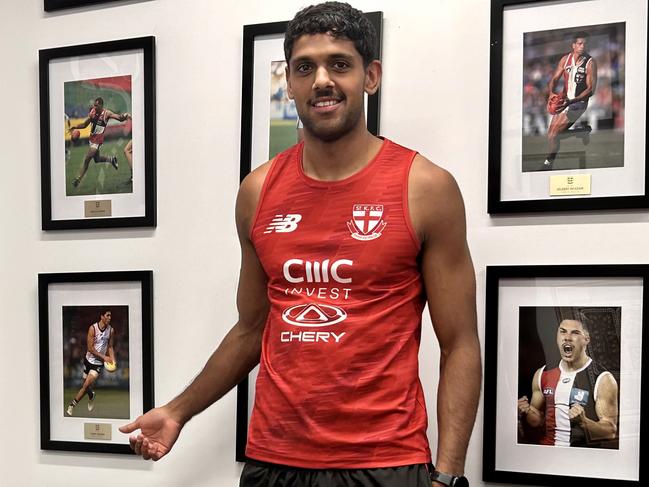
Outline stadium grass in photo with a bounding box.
[66,139,133,195]
[522,130,624,172]
[269,119,298,159]
[63,388,129,419]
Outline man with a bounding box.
[68,97,130,188]
[518,317,618,448]
[66,309,116,416]
[120,3,481,486]
[543,32,597,169]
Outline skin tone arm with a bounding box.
[106,330,116,364]
[105,110,131,122]
[569,373,618,441]
[547,55,568,96]
[408,155,481,479]
[69,117,91,131]
[119,162,272,460]
[518,367,546,428]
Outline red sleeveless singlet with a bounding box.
[247,138,431,468]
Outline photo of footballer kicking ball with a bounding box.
[64,75,134,196]
[521,22,625,172]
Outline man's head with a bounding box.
[556,318,590,364]
[284,2,377,67]
[99,309,112,324]
[284,2,381,142]
[571,32,588,56]
[93,97,104,111]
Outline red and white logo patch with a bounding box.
[347,204,386,241]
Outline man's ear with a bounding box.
[364,59,382,95]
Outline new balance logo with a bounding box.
[264,214,302,233]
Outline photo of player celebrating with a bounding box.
[521,22,625,172]
[63,305,130,419]
[517,307,620,449]
[64,75,134,195]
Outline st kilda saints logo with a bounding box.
[347,204,386,241]
[282,303,347,327]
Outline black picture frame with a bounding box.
[235,12,383,461]
[44,0,125,11]
[488,0,649,213]
[39,36,156,230]
[38,270,154,454]
[484,264,648,485]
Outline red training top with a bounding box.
[247,138,431,468]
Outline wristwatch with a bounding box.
[430,469,469,487]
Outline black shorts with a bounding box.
[239,459,432,487]
[83,357,103,375]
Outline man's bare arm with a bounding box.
[570,372,618,441]
[69,117,91,131]
[165,162,272,424]
[119,161,273,459]
[409,155,481,477]
[548,55,568,94]
[519,367,545,428]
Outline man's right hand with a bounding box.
[119,406,183,461]
[518,396,531,416]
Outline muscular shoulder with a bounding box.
[236,160,273,239]
[408,153,465,244]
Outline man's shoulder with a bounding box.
[409,154,462,213]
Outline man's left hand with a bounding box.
[569,404,585,425]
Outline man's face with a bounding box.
[556,319,589,363]
[572,38,587,56]
[286,33,379,142]
[94,100,103,112]
[101,311,112,324]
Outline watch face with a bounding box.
[452,477,469,487]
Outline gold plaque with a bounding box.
[84,200,112,218]
[550,174,591,196]
[84,423,112,441]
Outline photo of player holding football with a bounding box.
[62,305,130,420]
[64,75,134,195]
[521,22,625,172]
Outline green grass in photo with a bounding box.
[522,130,624,172]
[64,387,130,419]
[65,138,133,196]
[269,119,298,159]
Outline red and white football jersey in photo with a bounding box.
[247,138,431,468]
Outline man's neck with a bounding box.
[301,124,383,182]
[562,354,590,372]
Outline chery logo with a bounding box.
[281,303,347,327]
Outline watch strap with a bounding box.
[430,470,455,486]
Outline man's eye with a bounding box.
[296,64,312,73]
[333,61,349,70]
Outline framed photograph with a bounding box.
[484,264,648,485]
[39,36,156,230]
[239,12,382,181]
[44,0,125,12]
[488,0,648,213]
[236,12,383,460]
[38,271,153,454]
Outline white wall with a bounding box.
[1,0,647,485]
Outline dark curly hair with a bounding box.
[284,2,377,66]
